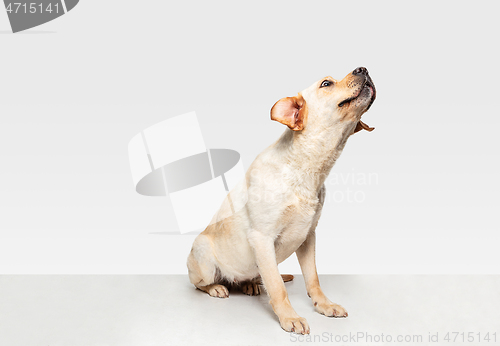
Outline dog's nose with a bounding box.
[352,67,368,76]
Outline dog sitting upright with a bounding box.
[187,67,376,334]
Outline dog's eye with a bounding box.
[320,80,333,88]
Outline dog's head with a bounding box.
[271,67,376,134]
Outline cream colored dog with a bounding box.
[187,67,376,334]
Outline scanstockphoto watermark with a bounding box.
[128,112,380,234]
[324,170,379,204]
[247,168,379,205]
[248,167,379,188]
[290,332,423,344]
[290,331,498,343]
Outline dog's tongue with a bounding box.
[354,120,375,134]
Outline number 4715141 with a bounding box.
[5,3,60,14]
[443,332,497,343]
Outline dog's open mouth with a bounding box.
[338,78,376,109]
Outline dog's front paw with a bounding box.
[280,316,310,334]
[207,284,229,298]
[314,301,348,318]
[240,281,261,296]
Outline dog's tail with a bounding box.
[255,274,294,285]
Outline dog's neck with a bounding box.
[276,119,357,195]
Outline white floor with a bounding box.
[1,275,499,346]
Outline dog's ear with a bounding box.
[353,120,375,134]
[270,94,306,131]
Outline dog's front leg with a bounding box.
[296,230,348,318]
[249,232,310,334]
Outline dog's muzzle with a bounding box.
[353,67,376,108]
[338,67,376,109]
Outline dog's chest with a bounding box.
[274,197,319,263]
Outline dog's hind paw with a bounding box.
[315,301,348,318]
[240,281,261,296]
[206,284,229,298]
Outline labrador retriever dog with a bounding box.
[187,67,376,334]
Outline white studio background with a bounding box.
[0,1,499,274]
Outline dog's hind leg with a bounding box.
[239,278,262,296]
[196,282,229,298]
[187,234,229,298]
